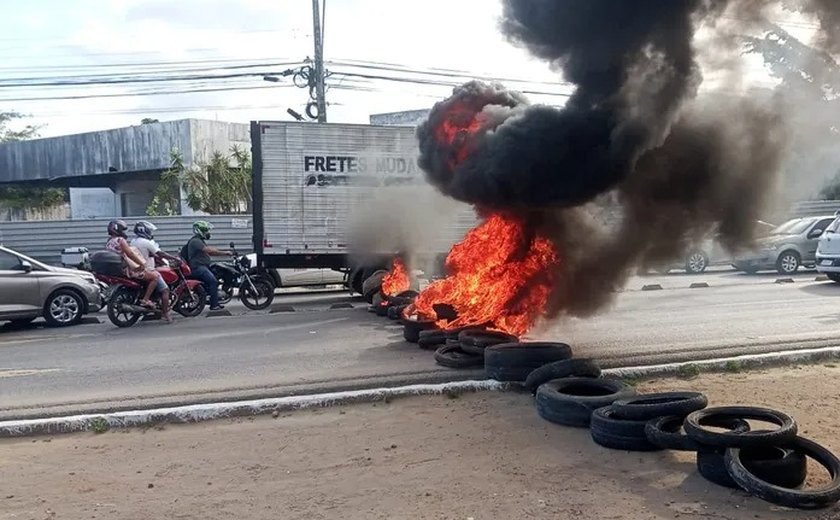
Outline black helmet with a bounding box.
[134,220,157,240]
[107,220,129,238]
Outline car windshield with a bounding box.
[770,218,815,236]
[826,217,840,234]
[0,246,50,270]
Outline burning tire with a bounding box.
[387,305,407,320]
[612,391,708,421]
[523,358,602,394]
[697,446,807,490]
[484,342,573,382]
[645,416,749,452]
[401,318,437,343]
[375,303,390,317]
[590,406,662,452]
[418,329,447,350]
[434,344,484,369]
[535,378,635,428]
[362,270,388,303]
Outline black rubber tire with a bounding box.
[485,342,574,382]
[176,284,207,317]
[535,377,635,428]
[645,416,750,452]
[698,446,807,490]
[590,406,662,452]
[375,303,389,317]
[43,288,85,327]
[418,329,447,350]
[387,305,406,320]
[458,330,518,348]
[776,250,801,275]
[684,406,797,448]
[401,319,437,344]
[726,436,840,510]
[106,286,142,328]
[612,392,708,421]
[240,276,275,311]
[524,358,602,394]
[434,344,484,369]
[395,290,419,299]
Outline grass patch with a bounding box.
[623,377,642,387]
[724,360,743,373]
[825,363,837,368]
[89,417,110,434]
[677,364,701,379]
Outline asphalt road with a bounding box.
[1,269,838,419]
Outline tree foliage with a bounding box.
[0,111,41,143]
[0,111,65,211]
[140,118,160,124]
[147,147,252,216]
[744,26,840,199]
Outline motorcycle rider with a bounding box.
[105,220,160,310]
[182,221,231,311]
[131,221,180,323]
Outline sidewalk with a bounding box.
[1,365,839,520]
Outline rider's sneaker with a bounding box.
[209,305,225,311]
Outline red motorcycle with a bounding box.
[95,260,207,328]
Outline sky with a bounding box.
[0,0,821,138]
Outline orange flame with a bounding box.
[382,257,411,297]
[409,213,559,337]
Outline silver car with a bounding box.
[733,216,836,275]
[0,245,103,327]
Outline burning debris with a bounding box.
[381,257,411,298]
[407,0,840,334]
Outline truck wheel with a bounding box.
[828,273,840,284]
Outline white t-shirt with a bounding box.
[130,237,161,269]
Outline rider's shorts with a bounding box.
[154,272,167,293]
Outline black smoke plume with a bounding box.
[418,0,732,210]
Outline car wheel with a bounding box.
[685,252,709,274]
[43,289,84,327]
[776,251,801,275]
[828,273,840,284]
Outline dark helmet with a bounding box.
[134,220,157,240]
[193,220,213,240]
[107,220,129,238]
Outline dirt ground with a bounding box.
[2,365,840,520]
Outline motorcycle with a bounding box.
[96,260,207,327]
[210,242,275,311]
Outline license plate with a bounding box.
[821,260,833,266]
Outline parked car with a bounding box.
[732,215,836,275]
[245,254,346,288]
[815,214,840,283]
[0,245,103,327]
[656,221,777,274]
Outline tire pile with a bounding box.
[393,316,840,511]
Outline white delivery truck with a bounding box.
[250,121,476,296]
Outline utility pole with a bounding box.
[311,0,327,122]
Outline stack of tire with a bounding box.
[369,290,419,320]
[534,380,840,511]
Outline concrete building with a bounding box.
[369,109,430,127]
[0,119,248,219]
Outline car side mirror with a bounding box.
[230,242,236,249]
[20,260,32,273]
[810,229,824,239]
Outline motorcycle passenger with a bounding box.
[105,220,160,310]
[131,221,179,323]
[182,221,231,311]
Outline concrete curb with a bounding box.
[0,380,506,438]
[5,346,840,438]
[330,303,354,310]
[816,275,830,282]
[269,304,296,313]
[641,284,663,291]
[689,282,710,289]
[206,309,233,318]
[604,345,840,379]
[775,278,795,284]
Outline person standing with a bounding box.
[182,221,231,311]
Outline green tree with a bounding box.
[0,111,65,212]
[140,118,160,124]
[744,26,840,199]
[0,110,40,143]
[147,146,252,216]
